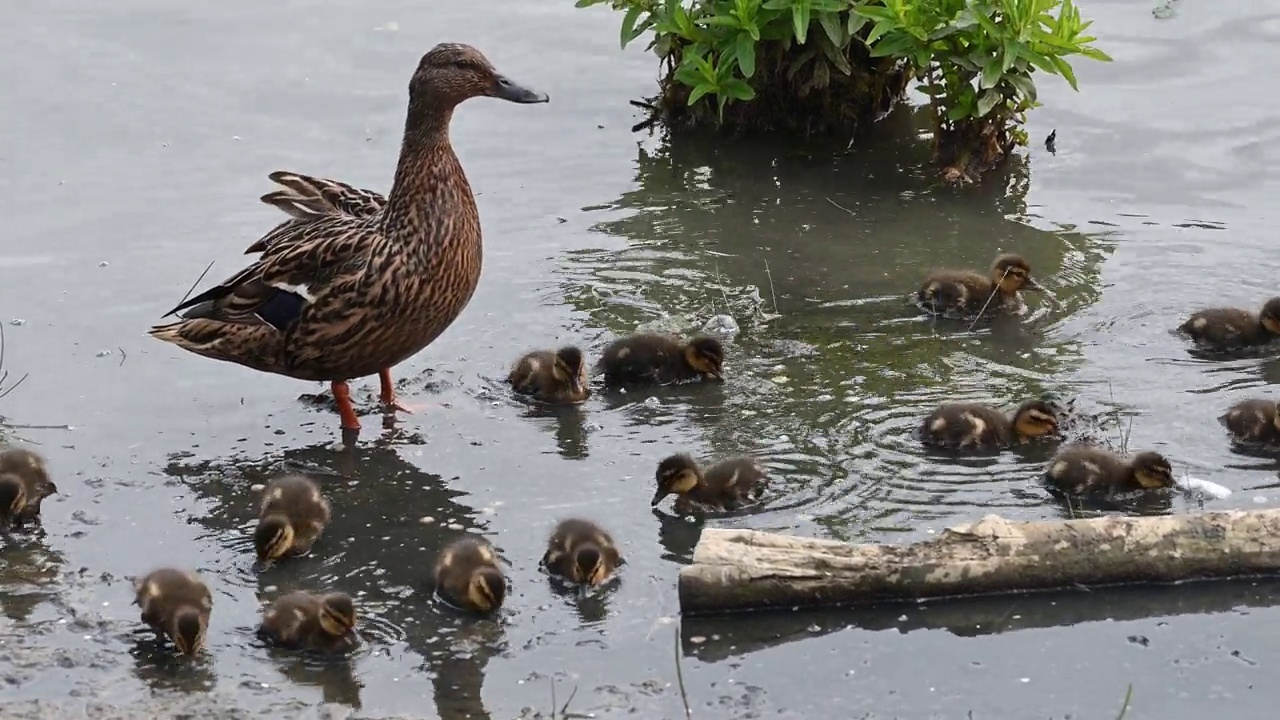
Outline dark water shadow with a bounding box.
[0,536,64,623]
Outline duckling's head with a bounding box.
[318,593,358,638]
[1011,400,1060,439]
[1,449,56,497]
[1260,297,1280,336]
[991,254,1042,294]
[653,454,702,506]
[0,474,27,519]
[571,544,611,587]
[412,43,549,109]
[554,346,587,397]
[253,515,295,564]
[1130,451,1175,489]
[466,566,507,613]
[171,605,206,656]
[681,336,725,381]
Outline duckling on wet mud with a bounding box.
[920,400,1061,451]
[0,448,57,530]
[433,536,506,614]
[253,474,331,567]
[598,333,724,386]
[652,453,766,513]
[133,567,212,656]
[508,346,589,404]
[1044,444,1175,497]
[258,590,358,653]
[1177,297,1280,351]
[917,254,1043,317]
[542,518,622,587]
[1219,398,1280,446]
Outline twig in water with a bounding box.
[674,625,692,720]
[1114,683,1133,720]
[713,263,733,315]
[559,684,580,718]
[763,260,779,315]
[966,267,1012,331]
[117,346,127,367]
[166,259,216,316]
[0,323,29,401]
[825,196,856,216]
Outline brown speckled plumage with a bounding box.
[0,448,57,530]
[1177,298,1280,351]
[917,254,1043,317]
[1219,398,1280,446]
[258,590,358,653]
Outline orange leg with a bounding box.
[330,380,361,431]
[379,368,420,414]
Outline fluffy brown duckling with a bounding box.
[0,448,57,530]
[433,537,506,614]
[253,474,331,568]
[917,254,1043,316]
[133,567,212,656]
[652,453,766,512]
[1045,445,1175,496]
[920,400,1061,450]
[598,333,724,386]
[1177,297,1280,351]
[542,518,622,587]
[258,590,358,653]
[1219,398,1280,446]
[508,346,589,404]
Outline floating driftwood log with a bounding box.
[679,510,1280,615]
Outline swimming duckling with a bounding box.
[652,453,766,512]
[0,448,57,530]
[433,537,506,614]
[133,567,212,656]
[918,254,1043,316]
[598,333,724,386]
[258,590,357,653]
[253,474,331,567]
[1219,398,1280,446]
[508,346,589,404]
[542,518,622,587]
[1044,445,1175,496]
[920,400,1060,450]
[1177,297,1280,351]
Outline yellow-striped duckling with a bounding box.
[253,474,331,568]
[1219,398,1280,446]
[508,346,589,404]
[1045,445,1175,496]
[918,254,1043,316]
[133,567,212,656]
[1177,298,1280,351]
[258,590,358,653]
[598,333,724,386]
[433,537,506,614]
[0,448,57,530]
[652,453,766,512]
[920,400,1061,450]
[542,518,622,587]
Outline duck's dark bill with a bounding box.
[491,75,549,104]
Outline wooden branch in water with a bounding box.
[678,511,1280,615]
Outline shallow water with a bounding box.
[4,0,1280,718]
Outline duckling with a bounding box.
[0,448,57,530]
[508,346,589,404]
[433,537,506,614]
[542,518,622,587]
[1177,297,1280,351]
[1219,398,1280,446]
[258,590,357,653]
[920,400,1060,450]
[918,254,1043,316]
[133,567,212,656]
[1044,445,1175,496]
[598,333,724,386]
[253,474,331,567]
[652,453,766,512]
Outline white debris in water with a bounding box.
[1255,496,1268,504]
[643,396,661,408]
[1175,476,1231,499]
[95,350,112,357]
[446,522,464,530]
[701,313,739,337]
[250,484,265,492]
[10,319,25,326]
[419,516,435,524]
[98,261,109,268]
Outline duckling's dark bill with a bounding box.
[491,75,549,104]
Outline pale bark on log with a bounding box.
[678,510,1280,615]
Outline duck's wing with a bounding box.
[249,171,387,254]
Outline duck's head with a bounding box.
[1011,400,1060,440]
[681,336,725,381]
[1130,451,1175,489]
[1,449,56,498]
[466,565,507,613]
[1260,297,1280,336]
[571,544,611,587]
[0,474,27,519]
[318,593,358,639]
[253,515,295,566]
[653,454,702,506]
[411,43,549,108]
[170,605,207,656]
[554,346,588,397]
[991,254,1042,294]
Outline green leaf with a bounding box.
[761,0,791,9]
[721,77,757,100]
[1049,55,1079,90]
[980,56,1002,89]
[688,83,714,106]
[852,5,896,22]
[868,32,916,58]
[975,89,1000,117]
[846,12,868,36]
[620,5,644,49]
[736,32,757,77]
[1077,46,1113,62]
[674,62,705,88]
[946,103,970,122]
[1004,72,1037,102]
[816,24,853,74]
[700,15,743,27]
[864,19,894,45]
[818,10,845,47]
[574,0,605,6]
[792,2,811,44]
[693,53,717,82]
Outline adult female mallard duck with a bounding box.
[920,399,1061,450]
[598,333,724,387]
[258,590,358,653]
[508,346,589,404]
[651,453,766,512]
[433,536,506,614]
[1219,398,1280,446]
[1177,297,1280,351]
[917,254,1043,316]
[253,474,331,568]
[133,567,212,656]
[148,44,549,434]
[0,448,57,530]
[1044,444,1175,496]
[541,518,622,587]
